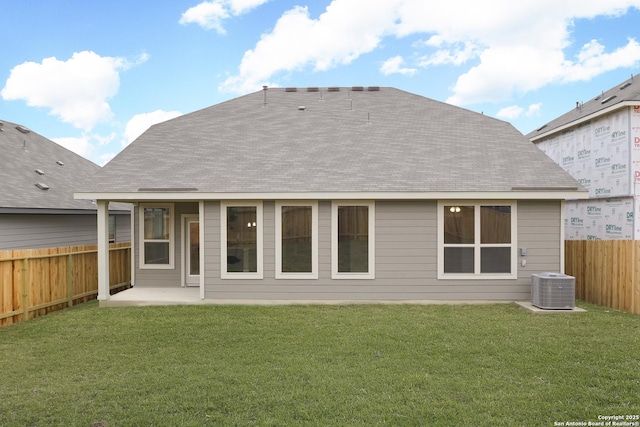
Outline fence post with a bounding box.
[21,258,28,322]
[67,254,73,307]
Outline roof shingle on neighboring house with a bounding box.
[79,87,582,196]
[0,119,103,212]
[0,119,132,213]
[527,74,640,141]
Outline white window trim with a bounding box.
[275,201,318,279]
[331,201,375,280]
[437,200,517,280]
[221,201,263,279]
[139,203,175,270]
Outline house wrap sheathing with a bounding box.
[528,75,640,240]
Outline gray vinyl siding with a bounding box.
[202,199,562,301]
[203,201,220,284]
[0,212,131,250]
[517,200,562,274]
[133,202,198,288]
[111,213,131,243]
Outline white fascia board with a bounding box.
[75,190,589,201]
[530,101,639,143]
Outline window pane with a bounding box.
[444,206,474,244]
[481,206,511,244]
[481,247,511,273]
[144,242,169,264]
[227,207,257,273]
[282,206,312,273]
[189,222,200,275]
[444,247,474,273]
[144,208,170,240]
[338,206,369,273]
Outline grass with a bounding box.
[0,301,639,426]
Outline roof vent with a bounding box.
[285,87,297,92]
[298,106,306,111]
[16,125,30,134]
[601,95,616,104]
[35,169,45,176]
[351,86,364,91]
[535,124,547,132]
[620,82,632,90]
[307,87,319,92]
[56,160,64,166]
[35,183,50,190]
[328,87,340,92]
[367,86,380,91]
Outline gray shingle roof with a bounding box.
[80,87,581,194]
[0,120,101,210]
[527,73,640,140]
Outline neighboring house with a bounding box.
[75,86,586,303]
[527,74,640,240]
[0,119,130,250]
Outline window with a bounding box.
[221,201,263,279]
[276,201,318,279]
[438,201,516,279]
[331,201,375,279]
[139,204,174,269]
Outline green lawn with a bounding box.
[0,302,639,426]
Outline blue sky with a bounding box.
[2,0,640,165]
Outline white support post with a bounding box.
[97,200,111,301]
[199,200,205,300]
[560,199,566,274]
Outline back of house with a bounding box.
[76,86,586,303]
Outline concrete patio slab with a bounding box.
[515,301,586,313]
[101,287,523,307]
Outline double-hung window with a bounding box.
[139,203,174,269]
[276,201,318,279]
[221,201,263,279]
[438,201,516,279]
[331,201,375,279]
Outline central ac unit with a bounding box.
[531,273,575,310]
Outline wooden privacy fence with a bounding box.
[565,240,640,315]
[0,243,131,326]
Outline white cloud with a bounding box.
[562,38,640,82]
[496,102,543,120]
[97,152,117,166]
[219,0,640,104]
[179,0,269,33]
[122,110,183,147]
[496,105,525,120]
[418,41,481,67]
[220,2,400,92]
[380,55,417,76]
[228,0,270,14]
[1,51,148,131]
[526,102,542,117]
[52,136,93,159]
